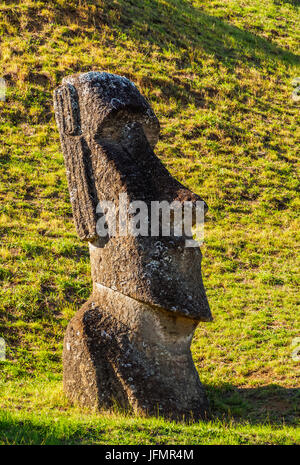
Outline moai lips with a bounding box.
[54,72,212,420]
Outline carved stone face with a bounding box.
[54,72,212,322]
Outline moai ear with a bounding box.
[54,85,98,241]
[54,84,81,136]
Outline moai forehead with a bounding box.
[54,72,211,322]
[56,71,160,147]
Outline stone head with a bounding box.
[54,72,212,322]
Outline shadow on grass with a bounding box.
[273,0,299,6]
[207,383,300,426]
[0,418,66,445]
[116,0,299,69]
[0,384,298,444]
[3,0,299,126]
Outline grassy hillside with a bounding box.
[0,0,299,445]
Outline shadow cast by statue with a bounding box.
[0,383,298,445]
[207,383,299,426]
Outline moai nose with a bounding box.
[120,121,208,219]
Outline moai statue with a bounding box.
[54,72,212,420]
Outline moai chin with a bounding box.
[54,72,212,420]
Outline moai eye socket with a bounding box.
[95,108,159,149]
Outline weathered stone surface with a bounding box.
[63,284,209,420]
[54,71,212,420]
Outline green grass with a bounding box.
[0,0,299,445]
[0,380,299,445]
